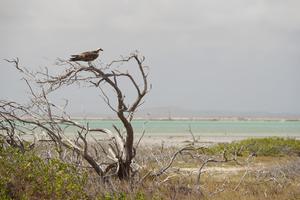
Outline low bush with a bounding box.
[0,145,88,200]
[205,137,300,157]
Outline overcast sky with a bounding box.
[0,0,299,116]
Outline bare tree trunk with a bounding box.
[117,112,134,179]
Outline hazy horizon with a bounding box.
[70,106,300,119]
[1,0,299,116]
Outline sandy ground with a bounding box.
[179,162,266,174]
[137,135,295,147]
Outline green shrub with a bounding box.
[205,137,300,157]
[0,146,88,200]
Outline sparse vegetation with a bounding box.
[205,137,300,157]
[0,137,299,199]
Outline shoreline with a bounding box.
[136,135,300,147]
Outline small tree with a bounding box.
[1,52,150,180]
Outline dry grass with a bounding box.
[1,138,300,199]
[81,146,300,200]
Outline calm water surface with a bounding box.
[74,119,300,137]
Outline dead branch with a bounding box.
[153,146,196,176]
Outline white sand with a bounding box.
[137,135,300,147]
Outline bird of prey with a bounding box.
[69,48,103,62]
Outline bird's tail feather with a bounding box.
[69,55,80,61]
[69,57,80,61]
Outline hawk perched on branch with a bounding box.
[69,48,103,62]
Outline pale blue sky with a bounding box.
[0,0,299,116]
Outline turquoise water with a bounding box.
[75,119,300,137]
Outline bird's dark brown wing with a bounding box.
[69,50,100,62]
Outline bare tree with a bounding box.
[1,52,150,180]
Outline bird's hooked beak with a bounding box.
[96,48,103,52]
